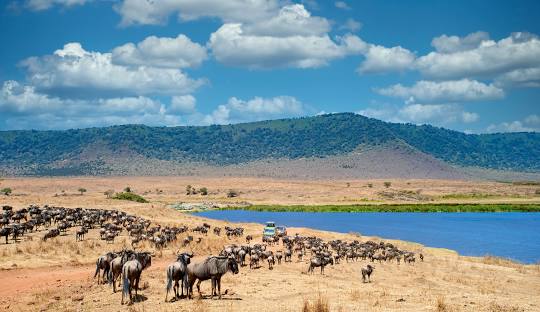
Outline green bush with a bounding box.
[384,182,392,188]
[1,187,12,196]
[113,192,148,203]
[199,187,208,195]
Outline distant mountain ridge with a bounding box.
[1,113,539,176]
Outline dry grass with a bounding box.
[436,296,451,312]
[302,294,330,312]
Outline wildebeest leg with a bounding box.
[210,278,215,299]
[196,280,202,298]
[217,277,222,299]
[101,268,106,284]
[134,276,140,301]
[174,280,179,299]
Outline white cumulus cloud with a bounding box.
[24,0,90,11]
[115,0,279,26]
[358,101,479,126]
[21,42,205,98]
[203,96,309,125]
[358,44,416,73]
[112,34,207,69]
[209,22,365,69]
[0,80,191,130]
[416,32,540,80]
[376,79,504,102]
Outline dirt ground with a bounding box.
[0,177,539,311]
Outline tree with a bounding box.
[227,189,239,198]
[384,182,392,188]
[104,189,114,199]
[124,186,132,193]
[78,188,87,195]
[1,188,12,196]
[199,187,208,195]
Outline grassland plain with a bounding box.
[0,176,539,311]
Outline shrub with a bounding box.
[113,192,148,203]
[346,182,350,188]
[367,183,373,188]
[384,182,392,188]
[199,187,208,195]
[1,187,12,196]
[124,186,132,193]
[78,188,87,195]
[227,190,239,198]
[535,189,540,195]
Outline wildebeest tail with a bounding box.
[166,266,173,293]
[122,267,129,298]
[94,258,101,278]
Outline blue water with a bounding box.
[194,211,540,264]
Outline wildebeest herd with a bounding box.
[1,204,424,305]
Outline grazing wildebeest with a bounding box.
[121,252,152,305]
[307,256,331,274]
[361,264,375,283]
[165,252,193,302]
[187,256,239,299]
[43,228,60,241]
[94,252,118,284]
[246,235,253,244]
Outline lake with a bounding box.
[194,210,540,264]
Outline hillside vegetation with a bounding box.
[0,113,539,175]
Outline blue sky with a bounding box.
[0,0,539,132]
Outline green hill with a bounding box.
[0,113,538,175]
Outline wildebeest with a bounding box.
[361,264,375,283]
[307,256,332,274]
[165,252,193,302]
[249,253,260,269]
[76,227,88,241]
[267,255,275,270]
[121,252,152,304]
[94,252,118,284]
[0,227,12,244]
[187,256,239,299]
[109,250,134,293]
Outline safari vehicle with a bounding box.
[263,221,276,238]
[276,226,287,237]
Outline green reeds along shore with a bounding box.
[222,203,540,213]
